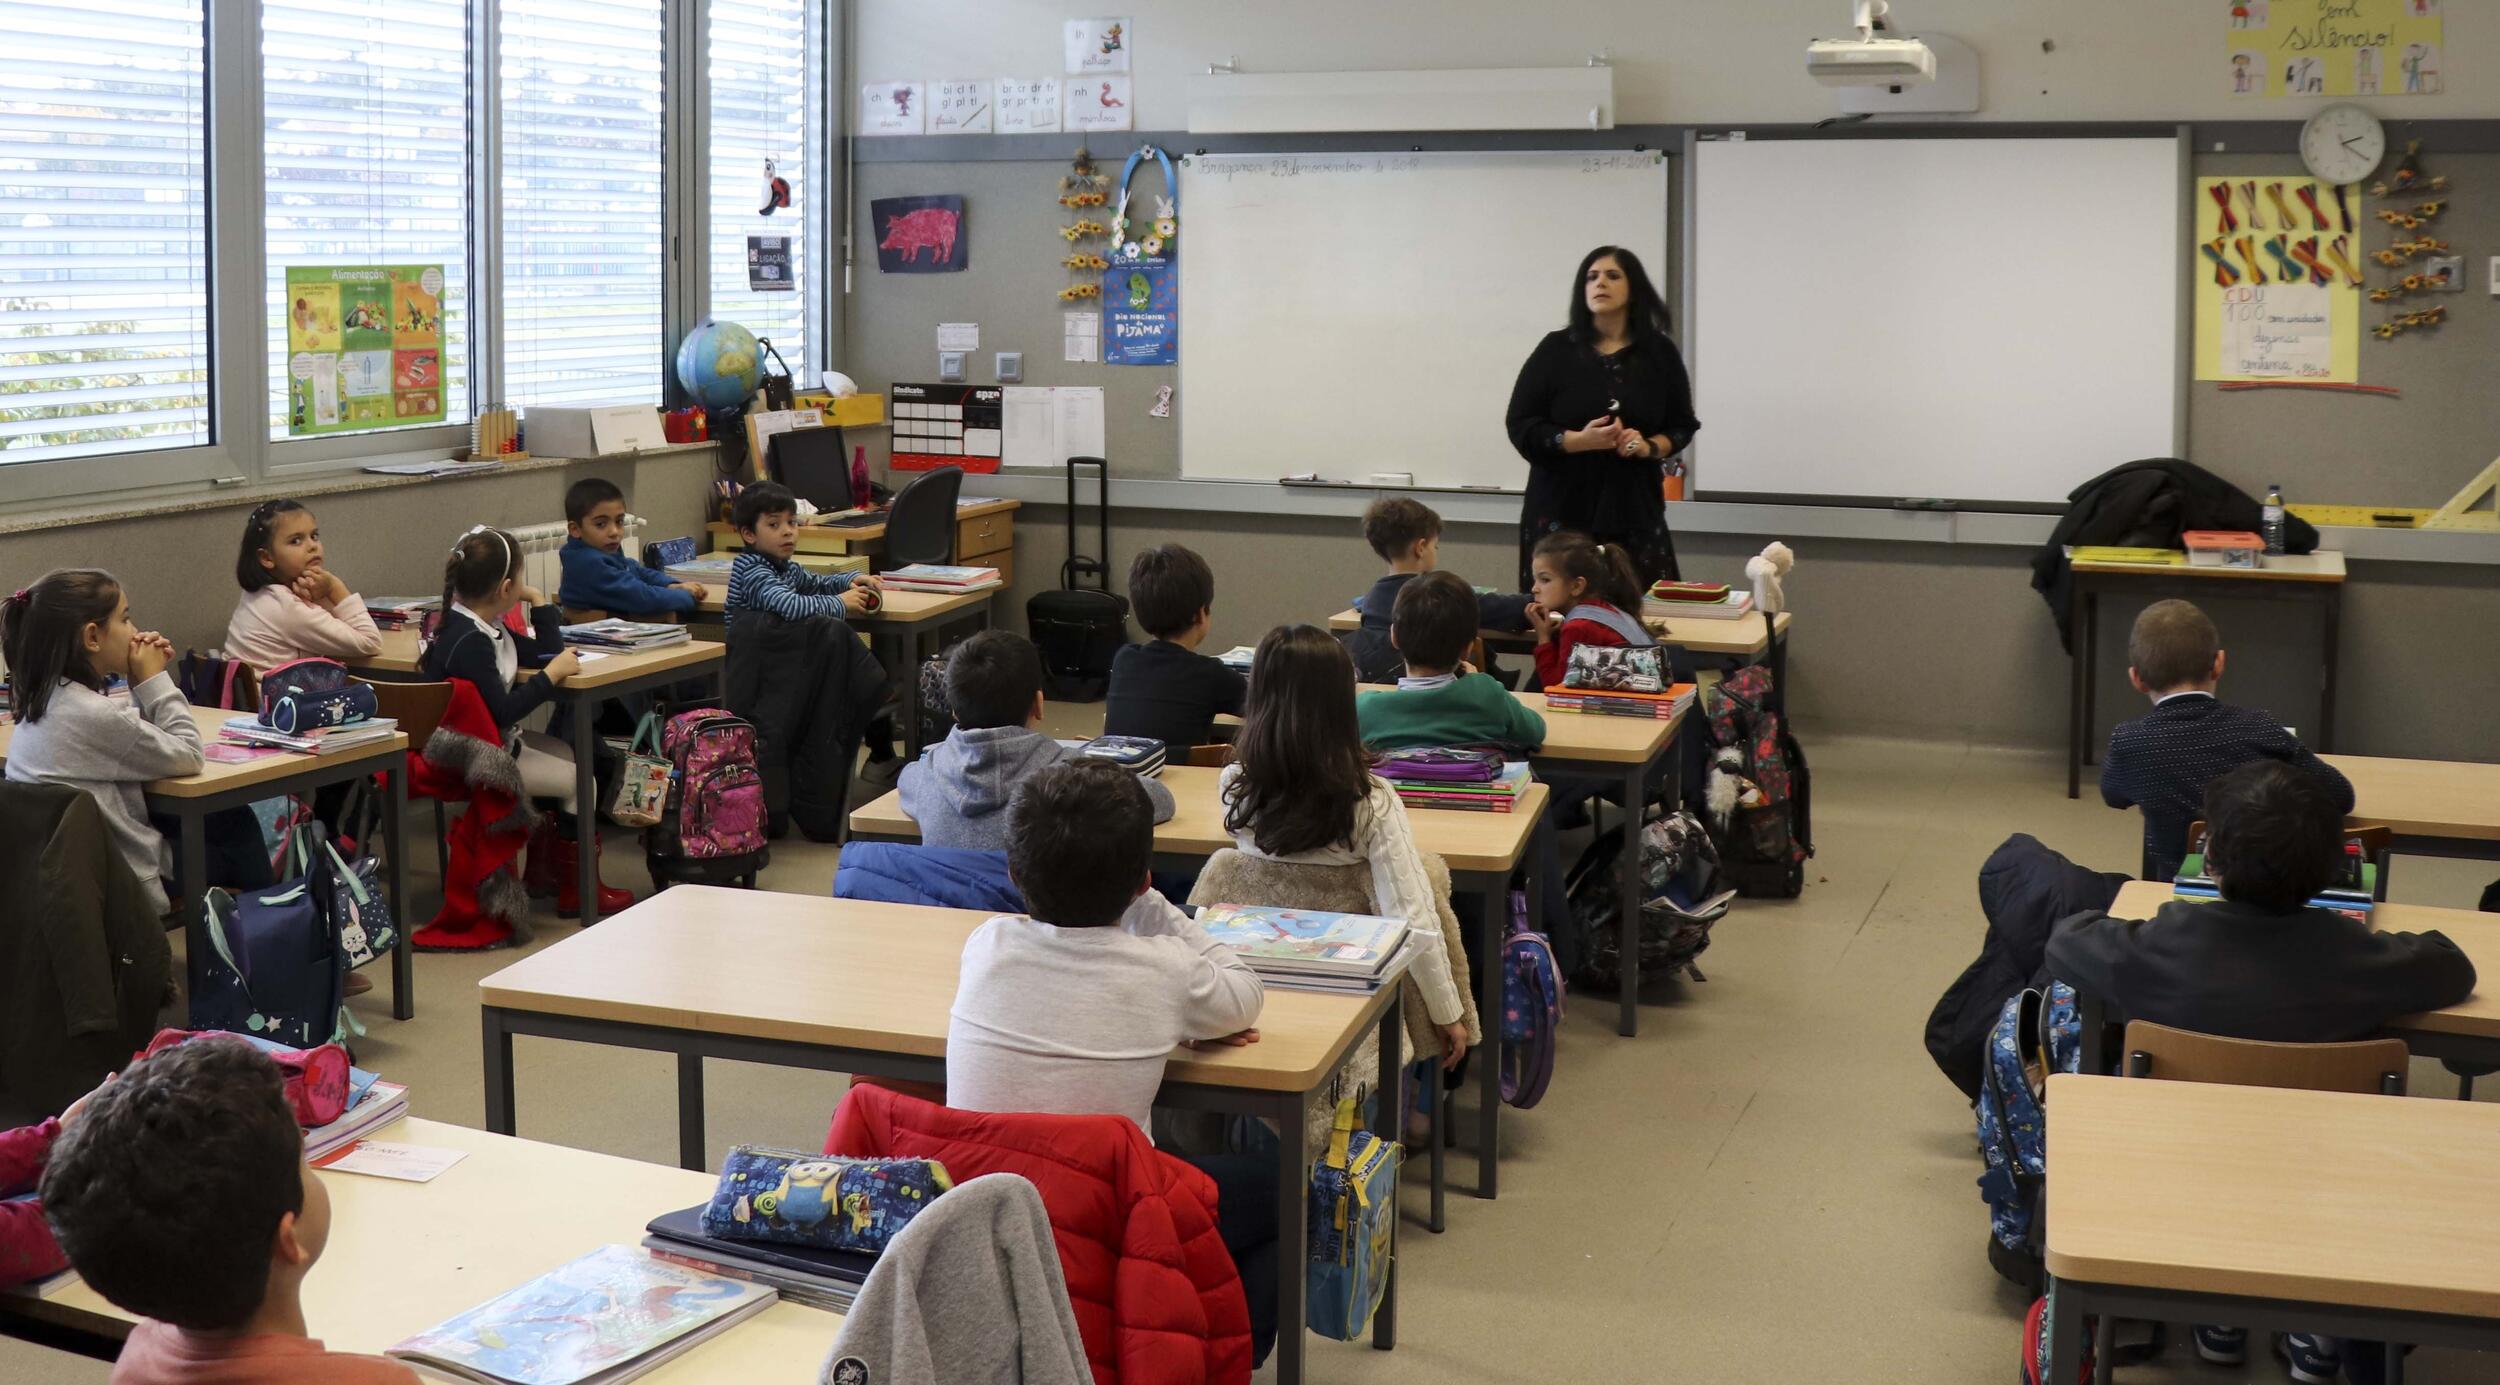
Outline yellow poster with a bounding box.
[2227,0,2442,98]
[2190,176,2361,382]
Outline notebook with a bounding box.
[387,1244,775,1385]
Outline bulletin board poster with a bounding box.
[2190,177,2358,382]
[2226,0,2442,98]
[284,265,445,436]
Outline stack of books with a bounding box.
[1217,645,1256,673]
[1373,747,1531,812]
[220,716,400,756]
[2174,841,2376,921]
[1078,734,1167,777]
[662,554,738,587]
[1544,681,1696,721]
[389,1244,776,1385]
[560,618,693,652]
[642,1206,873,1313]
[879,563,1002,594]
[1197,904,1412,995]
[306,1070,410,1161]
[1642,580,1755,623]
[366,596,439,631]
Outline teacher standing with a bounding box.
[1503,246,1699,592]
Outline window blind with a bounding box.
[262,0,472,438]
[0,0,209,464]
[707,0,819,382]
[499,0,667,410]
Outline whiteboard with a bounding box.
[1690,137,2183,507]
[1178,151,1669,490]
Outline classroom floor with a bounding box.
[12,728,2500,1384]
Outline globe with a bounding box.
[675,318,761,411]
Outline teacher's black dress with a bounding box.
[1503,328,1700,592]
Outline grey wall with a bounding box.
[0,448,720,660]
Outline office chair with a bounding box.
[883,466,964,567]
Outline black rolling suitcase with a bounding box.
[1027,456,1128,701]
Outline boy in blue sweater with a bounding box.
[556,478,701,617]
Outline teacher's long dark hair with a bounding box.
[1221,624,1375,857]
[1566,245,1671,344]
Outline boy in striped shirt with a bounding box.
[728,482,898,779]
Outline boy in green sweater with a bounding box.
[1358,570,1547,752]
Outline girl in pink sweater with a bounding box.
[223,500,382,675]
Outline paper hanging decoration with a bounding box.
[758,160,791,217]
[1055,147,1112,303]
[2366,140,2459,338]
[1100,144,1177,366]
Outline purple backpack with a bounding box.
[655,709,768,860]
[1499,890,1564,1109]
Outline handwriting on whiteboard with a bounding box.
[1192,152,1658,182]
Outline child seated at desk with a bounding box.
[1526,529,1662,692]
[2047,760,2472,1382]
[724,482,897,780]
[1356,570,1546,752]
[223,499,383,675]
[555,478,702,618]
[899,630,1173,849]
[945,759,1271,1362]
[1342,498,1531,686]
[2100,598,2352,882]
[40,1039,420,1383]
[1102,543,1246,757]
[0,1076,107,1288]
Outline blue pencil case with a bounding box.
[699,1145,954,1254]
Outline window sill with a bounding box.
[0,442,720,539]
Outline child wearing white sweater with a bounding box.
[224,499,382,675]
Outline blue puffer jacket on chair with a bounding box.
[834,842,1026,913]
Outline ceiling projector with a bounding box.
[1808,1,1936,86]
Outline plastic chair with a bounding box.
[882,465,964,568]
[1185,743,1235,768]
[356,678,456,884]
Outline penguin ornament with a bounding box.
[758,159,791,217]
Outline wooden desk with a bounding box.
[2325,754,2500,860]
[689,587,994,759]
[4,1117,839,1379]
[2042,1074,2500,1382]
[1328,604,1789,660]
[706,497,1019,574]
[1351,683,1687,1038]
[2106,881,2500,1076]
[2065,550,2347,799]
[0,706,411,1019]
[848,763,1544,1205]
[478,889,1404,1385]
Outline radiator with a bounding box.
[508,514,644,603]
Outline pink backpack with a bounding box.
[650,709,768,864]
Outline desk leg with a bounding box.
[2045,1276,2084,1385]
[1274,1087,1309,1385]
[2067,587,2088,800]
[178,807,208,1005]
[895,629,924,762]
[1468,881,1500,1201]
[572,701,600,927]
[2319,584,2341,753]
[384,765,412,1021]
[1768,618,1790,719]
[481,1008,515,1136]
[2080,590,2100,769]
[1370,986,1400,1352]
[2078,994,2109,1075]
[1619,761,1647,1038]
[676,1050,706,1172]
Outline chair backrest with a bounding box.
[560,606,610,624]
[354,677,454,754]
[1184,743,1235,769]
[883,465,964,568]
[2122,1020,2408,1095]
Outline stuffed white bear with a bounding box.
[1746,541,1795,615]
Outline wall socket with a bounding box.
[996,351,1023,383]
[938,351,966,382]
[2488,257,2500,296]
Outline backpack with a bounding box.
[177,649,253,710]
[1702,665,1813,898]
[1566,810,1732,991]
[1974,982,2079,1290]
[1305,1090,1400,1342]
[642,708,770,888]
[915,655,954,749]
[1499,890,1564,1110]
[194,874,348,1051]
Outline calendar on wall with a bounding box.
[890,382,1004,473]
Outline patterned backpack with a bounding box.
[642,708,770,889]
[1974,982,2079,1289]
[1703,665,1813,898]
[1500,890,1564,1109]
[1566,810,1732,991]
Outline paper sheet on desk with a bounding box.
[1001,385,1106,467]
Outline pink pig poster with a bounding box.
[871,195,967,273]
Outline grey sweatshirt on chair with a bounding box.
[896,724,1174,850]
[2,674,204,916]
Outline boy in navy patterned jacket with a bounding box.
[728,482,897,774]
[2101,598,2353,882]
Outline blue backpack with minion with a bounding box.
[1306,1090,1399,1341]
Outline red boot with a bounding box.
[522,814,561,898]
[550,822,635,920]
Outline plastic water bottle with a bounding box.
[2262,483,2287,556]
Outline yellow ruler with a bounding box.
[2288,503,2429,528]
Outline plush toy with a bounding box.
[1746,541,1795,616]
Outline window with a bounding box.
[499,0,667,409]
[0,0,210,465]
[262,0,472,439]
[707,0,820,381]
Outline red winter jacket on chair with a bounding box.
[825,1083,1251,1385]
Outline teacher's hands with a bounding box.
[1616,432,1657,459]
[1562,414,1627,454]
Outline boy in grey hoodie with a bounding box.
[896,630,1174,849]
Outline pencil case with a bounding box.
[701,1145,954,1254]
